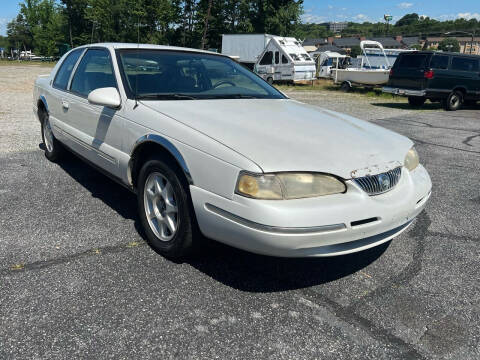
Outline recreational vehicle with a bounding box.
[254,36,316,83]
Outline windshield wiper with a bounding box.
[206,94,260,99]
[136,93,198,100]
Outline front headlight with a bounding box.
[236,172,346,200]
[404,147,419,171]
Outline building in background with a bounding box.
[322,22,349,33]
[302,36,424,54]
[424,36,480,54]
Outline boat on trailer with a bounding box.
[332,41,391,90]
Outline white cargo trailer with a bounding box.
[222,34,316,83]
[221,34,273,69]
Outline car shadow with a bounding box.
[50,147,390,292]
[371,102,479,111]
[371,102,443,110]
[51,147,141,226]
[187,239,389,292]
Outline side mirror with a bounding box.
[88,87,121,108]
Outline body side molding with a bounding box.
[128,134,193,186]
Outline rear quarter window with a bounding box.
[396,54,428,69]
[451,57,479,72]
[429,55,449,70]
[53,49,83,90]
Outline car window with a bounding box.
[397,54,428,69]
[117,50,285,100]
[451,57,479,72]
[282,55,289,64]
[70,48,116,97]
[429,55,449,70]
[52,49,83,90]
[275,52,279,64]
[260,51,273,65]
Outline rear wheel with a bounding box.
[41,111,64,161]
[445,91,463,111]
[407,96,426,107]
[266,76,273,85]
[137,157,196,259]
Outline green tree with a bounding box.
[349,45,361,57]
[395,13,419,27]
[438,38,460,52]
[7,14,32,53]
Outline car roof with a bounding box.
[75,42,227,57]
[400,51,480,58]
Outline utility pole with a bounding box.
[201,0,213,50]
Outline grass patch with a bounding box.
[277,80,400,100]
[0,60,56,67]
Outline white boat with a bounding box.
[332,41,391,88]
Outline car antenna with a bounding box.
[134,15,140,109]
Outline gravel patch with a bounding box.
[0,65,53,153]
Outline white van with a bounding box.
[254,37,316,84]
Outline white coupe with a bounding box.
[33,43,432,258]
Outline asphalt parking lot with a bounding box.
[0,65,479,359]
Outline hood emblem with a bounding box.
[378,174,390,191]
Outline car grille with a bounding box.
[353,167,402,195]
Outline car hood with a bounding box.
[142,99,412,179]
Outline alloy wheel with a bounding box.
[43,118,54,153]
[143,172,179,241]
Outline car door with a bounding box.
[427,54,450,92]
[48,48,84,135]
[63,47,124,178]
[450,56,480,96]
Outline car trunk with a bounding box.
[388,53,432,89]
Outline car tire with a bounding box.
[137,157,196,259]
[408,96,426,107]
[41,111,64,162]
[340,81,351,92]
[266,77,273,85]
[445,91,463,111]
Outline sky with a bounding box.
[302,0,480,24]
[1,0,480,36]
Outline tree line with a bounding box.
[4,3,479,57]
[340,13,479,38]
[5,0,303,56]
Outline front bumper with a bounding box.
[191,165,432,257]
[382,87,426,97]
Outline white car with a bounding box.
[33,43,432,258]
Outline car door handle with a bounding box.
[61,100,69,110]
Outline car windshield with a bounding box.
[116,49,285,100]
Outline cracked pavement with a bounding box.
[0,66,479,359]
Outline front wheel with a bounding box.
[408,96,426,107]
[137,158,196,259]
[266,76,273,85]
[444,91,463,111]
[41,113,65,161]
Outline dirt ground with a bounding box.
[0,65,53,153]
